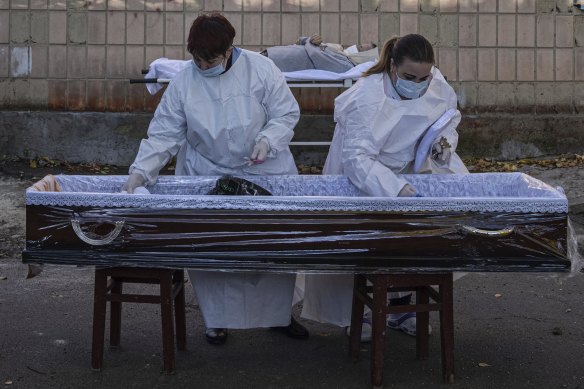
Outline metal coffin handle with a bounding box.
[460,225,515,237]
[71,219,125,246]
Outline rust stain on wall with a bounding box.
[67,81,86,112]
[87,81,106,112]
[127,85,145,112]
[106,81,127,112]
[48,81,67,111]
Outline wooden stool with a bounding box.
[91,267,187,374]
[349,273,454,388]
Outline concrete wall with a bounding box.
[1,1,584,164]
[1,0,584,112]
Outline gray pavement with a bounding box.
[1,165,583,389]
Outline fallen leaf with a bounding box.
[4,380,13,385]
[478,362,491,368]
[0,276,7,280]
[494,293,502,298]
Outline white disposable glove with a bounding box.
[431,136,452,164]
[397,184,417,197]
[133,186,150,195]
[250,138,270,163]
[122,172,145,194]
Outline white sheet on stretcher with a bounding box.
[144,58,375,94]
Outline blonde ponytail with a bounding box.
[363,36,399,77]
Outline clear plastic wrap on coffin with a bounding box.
[23,173,575,273]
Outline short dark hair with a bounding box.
[187,12,235,61]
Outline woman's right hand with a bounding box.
[249,138,270,163]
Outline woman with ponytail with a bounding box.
[301,34,468,340]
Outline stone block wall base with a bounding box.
[1,112,584,167]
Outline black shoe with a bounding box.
[271,317,309,339]
[205,328,228,345]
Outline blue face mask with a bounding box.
[394,74,429,99]
[195,60,225,78]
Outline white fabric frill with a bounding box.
[26,173,567,214]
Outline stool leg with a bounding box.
[440,275,455,384]
[110,279,122,348]
[371,275,387,389]
[91,269,108,371]
[160,272,176,374]
[349,274,366,360]
[416,286,430,360]
[174,270,187,351]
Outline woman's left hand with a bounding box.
[431,137,452,164]
[397,184,417,197]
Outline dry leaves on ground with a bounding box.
[29,158,115,174]
[464,154,584,173]
[4,154,584,176]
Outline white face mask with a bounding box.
[343,45,359,56]
[394,74,429,99]
[195,61,225,77]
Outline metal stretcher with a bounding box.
[129,63,364,147]
[130,77,350,147]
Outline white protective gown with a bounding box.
[129,49,300,329]
[301,67,468,326]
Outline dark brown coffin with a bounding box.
[23,174,572,273]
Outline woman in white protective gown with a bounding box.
[301,34,468,340]
[123,12,308,345]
